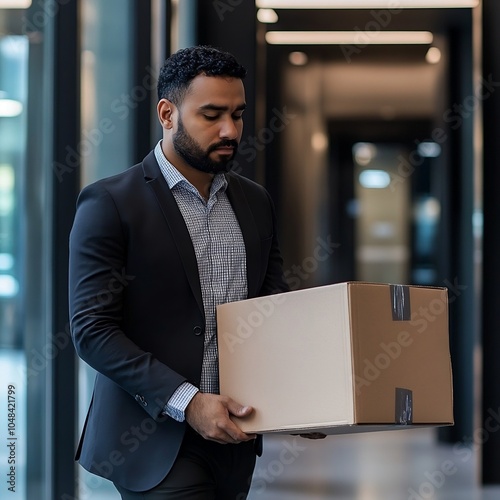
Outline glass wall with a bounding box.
[0,2,157,497]
[0,1,58,496]
[80,0,134,188]
[0,32,28,499]
[0,35,26,346]
[353,143,411,285]
[78,1,134,498]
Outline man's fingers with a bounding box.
[299,432,327,439]
[226,399,253,418]
[185,393,256,444]
[222,399,256,442]
[219,420,256,443]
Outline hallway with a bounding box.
[248,428,500,499]
[75,425,500,499]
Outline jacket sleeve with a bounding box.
[69,182,187,421]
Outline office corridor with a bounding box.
[247,428,500,500]
[3,351,500,499]
[76,426,500,499]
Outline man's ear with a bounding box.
[157,98,176,130]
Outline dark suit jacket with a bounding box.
[69,151,288,492]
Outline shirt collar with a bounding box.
[154,141,228,196]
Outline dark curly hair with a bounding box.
[157,45,247,104]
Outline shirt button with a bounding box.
[193,326,202,336]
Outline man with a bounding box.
[69,46,289,498]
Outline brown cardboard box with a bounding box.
[217,282,453,434]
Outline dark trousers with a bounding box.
[114,426,256,499]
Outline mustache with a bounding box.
[208,139,239,153]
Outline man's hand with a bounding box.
[298,433,327,439]
[185,392,256,444]
[291,432,327,439]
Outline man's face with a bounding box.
[171,74,246,174]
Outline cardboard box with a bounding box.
[217,282,453,434]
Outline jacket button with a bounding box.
[193,326,202,336]
[135,394,148,406]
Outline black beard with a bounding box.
[173,117,239,174]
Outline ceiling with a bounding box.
[262,7,472,62]
[265,7,472,32]
[263,7,473,122]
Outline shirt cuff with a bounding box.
[163,382,199,422]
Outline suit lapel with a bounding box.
[142,152,204,316]
[225,173,261,298]
[141,151,261,308]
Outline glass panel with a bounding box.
[78,1,133,498]
[0,31,28,499]
[354,143,411,284]
[80,0,133,187]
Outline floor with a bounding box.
[2,349,500,499]
[77,427,500,500]
[248,428,500,500]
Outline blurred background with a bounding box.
[0,0,499,498]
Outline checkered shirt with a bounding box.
[154,142,248,421]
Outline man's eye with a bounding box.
[204,115,219,121]
[233,114,243,120]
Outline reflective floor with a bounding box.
[81,428,500,500]
[248,429,500,500]
[2,349,500,499]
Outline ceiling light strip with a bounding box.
[265,31,433,45]
[257,0,478,9]
[0,0,32,7]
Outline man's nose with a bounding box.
[219,116,239,139]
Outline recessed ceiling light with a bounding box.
[0,99,23,117]
[288,51,308,65]
[257,8,279,23]
[0,253,14,272]
[359,170,391,189]
[266,31,433,45]
[257,0,478,8]
[0,275,19,298]
[417,141,442,158]
[353,143,377,166]
[0,164,15,190]
[426,46,442,64]
[311,132,328,151]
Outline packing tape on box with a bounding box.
[390,284,411,321]
[395,388,413,424]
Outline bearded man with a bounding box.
[69,45,289,499]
